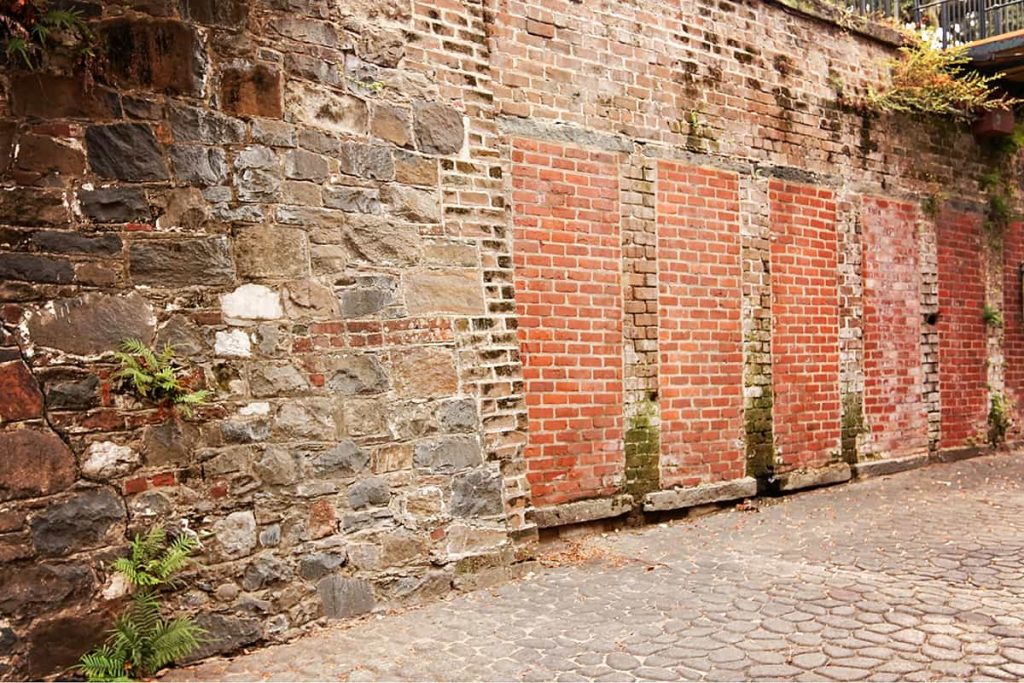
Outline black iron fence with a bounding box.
[847,0,1024,46]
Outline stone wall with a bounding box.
[0,0,1017,677]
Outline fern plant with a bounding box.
[113,339,211,418]
[1,0,93,68]
[78,526,205,681]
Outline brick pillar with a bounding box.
[1004,221,1024,443]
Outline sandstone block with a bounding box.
[370,103,413,147]
[405,269,485,315]
[338,142,394,180]
[221,65,282,118]
[286,82,368,136]
[392,346,458,398]
[101,19,204,95]
[0,428,76,501]
[0,360,44,422]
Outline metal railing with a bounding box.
[914,0,1024,46]
[845,0,1024,46]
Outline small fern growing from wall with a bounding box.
[989,393,1012,446]
[983,304,1004,327]
[78,526,205,681]
[114,339,210,418]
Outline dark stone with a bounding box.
[0,188,69,227]
[0,562,94,615]
[0,428,76,502]
[32,231,123,256]
[338,142,394,180]
[241,555,292,591]
[317,576,376,619]
[323,186,381,214]
[298,552,347,580]
[23,608,114,680]
[413,435,482,473]
[27,292,156,356]
[10,74,120,119]
[128,237,235,287]
[0,361,44,422]
[221,65,282,118]
[184,613,261,661]
[100,18,204,95]
[348,476,391,509]
[86,123,169,181]
[413,101,465,155]
[171,144,228,185]
[169,104,246,144]
[437,399,478,431]
[338,276,397,318]
[45,374,100,411]
[179,0,249,27]
[156,315,205,356]
[0,253,73,284]
[31,489,126,556]
[79,188,150,223]
[450,469,504,517]
[312,441,369,477]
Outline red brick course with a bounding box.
[861,197,928,458]
[511,138,624,506]
[937,210,988,450]
[770,180,841,471]
[656,161,744,487]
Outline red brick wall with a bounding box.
[861,197,928,458]
[510,138,624,506]
[656,161,744,487]
[1005,221,1024,440]
[937,210,987,450]
[770,180,841,470]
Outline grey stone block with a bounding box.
[533,494,634,529]
[643,477,758,512]
[853,453,929,478]
[777,462,852,493]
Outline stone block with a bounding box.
[212,510,257,559]
[405,269,485,315]
[185,614,261,662]
[13,134,86,183]
[413,101,464,155]
[45,374,100,411]
[86,123,169,181]
[254,447,301,486]
[31,231,123,256]
[0,562,94,616]
[326,355,389,395]
[0,187,69,227]
[394,150,438,185]
[0,121,14,174]
[282,279,339,319]
[171,144,228,186]
[341,216,422,267]
[777,462,852,493]
[533,494,634,529]
[79,187,150,224]
[338,275,397,318]
[101,18,205,95]
[221,284,283,322]
[275,401,337,440]
[286,82,368,136]
[23,609,114,679]
[284,149,330,182]
[221,65,282,118]
[0,428,76,502]
[80,441,139,480]
[338,142,394,180]
[0,253,73,284]
[169,104,246,144]
[179,0,249,27]
[215,330,252,358]
[312,440,370,477]
[27,292,156,356]
[450,468,503,518]
[382,184,441,223]
[446,524,508,560]
[128,237,235,287]
[643,477,758,512]
[10,74,119,119]
[30,489,126,556]
[142,420,197,466]
[0,360,44,422]
[324,186,381,214]
[392,346,458,398]
[370,103,413,147]
[249,363,309,397]
[413,434,482,473]
[317,576,376,619]
[298,552,346,580]
[853,453,929,479]
[348,476,390,509]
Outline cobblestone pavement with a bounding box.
[167,452,1024,681]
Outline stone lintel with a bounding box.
[643,477,758,512]
[777,462,852,493]
[930,445,990,464]
[531,494,634,529]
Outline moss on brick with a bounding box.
[841,392,864,464]
[625,398,660,500]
